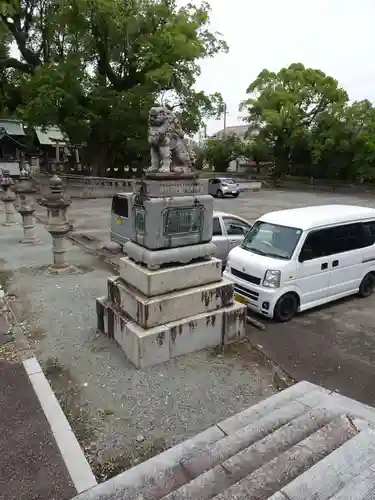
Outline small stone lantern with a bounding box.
[1,169,18,226]
[38,174,73,272]
[14,168,38,242]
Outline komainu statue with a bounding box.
[147,106,196,173]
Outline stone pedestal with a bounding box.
[14,173,39,244]
[38,175,73,273]
[123,174,216,269]
[1,170,18,226]
[96,173,247,368]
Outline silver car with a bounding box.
[110,193,251,266]
[211,211,251,265]
[208,177,240,198]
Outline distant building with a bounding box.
[33,126,82,173]
[0,119,28,176]
[211,125,258,141]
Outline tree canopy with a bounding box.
[240,63,375,182]
[0,0,227,175]
[201,134,249,172]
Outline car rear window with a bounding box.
[111,195,129,218]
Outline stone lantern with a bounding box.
[1,169,18,226]
[14,168,38,242]
[38,174,73,273]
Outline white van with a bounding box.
[223,205,375,322]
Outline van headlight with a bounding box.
[263,270,281,288]
[224,261,230,273]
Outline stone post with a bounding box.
[14,169,38,243]
[1,169,18,226]
[38,174,73,273]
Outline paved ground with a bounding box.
[249,296,375,407]
[0,359,75,500]
[0,217,274,481]
[34,188,375,260]
[33,189,375,409]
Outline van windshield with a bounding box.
[241,221,303,260]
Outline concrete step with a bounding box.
[71,382,375,500]
[279,429,375,500]
[328,466,375,499]
[96,296,246,368]
[162,409,346,500]
[119,256,223,297]
[216,382,331,435]
[107,275,234,329]
[211,415,358,500]
[180,403,327,479]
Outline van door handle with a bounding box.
[332,260,339,267]
[321,262,328,270]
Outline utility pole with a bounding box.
[223,103,228,137]
[198,124,207,146]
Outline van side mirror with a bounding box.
[299,247,312,262]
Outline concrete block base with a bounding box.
[107,275,235,329]
[123,240,217,270]
[96,297,247,368]
[119,256,222,296]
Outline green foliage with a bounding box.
[241,63,356,180]
[242,63,375,182]
[0,0,227,174]
[202,135,247,171]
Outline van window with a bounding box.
[364,221,375,244]
[111,195,128,218]
[300,229,330,260]
[300,222,370,261]
[329,223,369,253]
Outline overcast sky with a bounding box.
[179,0,375,135]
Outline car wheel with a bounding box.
[359,272,375,298]
[273,293,298,322]
[233,192,239,198]
[217,189,224,198]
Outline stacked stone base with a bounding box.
[96,257,247,368]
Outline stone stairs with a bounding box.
[72,381,375,500]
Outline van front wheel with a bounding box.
[359,273,375,298]
[273,293,298,322]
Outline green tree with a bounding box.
[202,135,245,171]
[241,63,348,181]
[0,0,227,175]
[312,100,375,181]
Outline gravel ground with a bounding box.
[0,217,275,480]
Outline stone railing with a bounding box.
[33,174,262,199]
[35,174,135,198]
